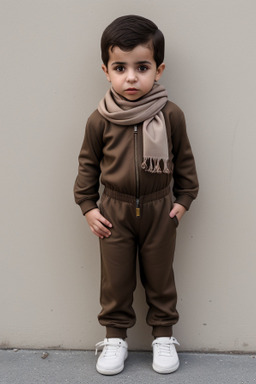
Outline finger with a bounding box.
[93,222,111,238]
[90,226,103,239]
[90,226,107,239]
[97,221,112,236]
[169,208,178,218]
[98,214,112,228]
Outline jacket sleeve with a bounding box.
[73,111,104,215]
[171,110,199,210]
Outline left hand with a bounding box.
[169,203,187,222]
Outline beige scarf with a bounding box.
[98,84,170,174]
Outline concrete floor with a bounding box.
[0,349,255,384]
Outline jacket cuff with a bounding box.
[174,194,195,211]
[79,200,98,215]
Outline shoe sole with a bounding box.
[152,360,179,374]
[96,351,128,376]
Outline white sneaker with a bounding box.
[95,338,128,375]
[152,337,180,374]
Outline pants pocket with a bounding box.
[99,192,107,213]
[168,195,179,228]
[172,215,179,228]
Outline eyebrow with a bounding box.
[111,61,152,66]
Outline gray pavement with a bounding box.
[0,349,255,384]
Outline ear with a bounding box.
[102,64,111,82]
[155,63,165,81]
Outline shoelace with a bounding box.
[95,340,121,357]
[153,337,180,357]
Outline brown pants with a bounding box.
[98,187,179,339]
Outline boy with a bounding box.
[74,15,199,375]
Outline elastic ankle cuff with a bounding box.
[152,326,173,338]
[106,327,127,339]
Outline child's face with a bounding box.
[102,44,165,101]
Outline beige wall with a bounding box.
[1,0,256,352]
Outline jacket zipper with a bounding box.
[134,125,140,217]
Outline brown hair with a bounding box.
[101,15,165,67]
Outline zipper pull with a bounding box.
[136,198,140,217]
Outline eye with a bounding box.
[115,65,125,72]
[138,65,149,72]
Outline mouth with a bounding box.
[125,88,139,94]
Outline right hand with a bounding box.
[85,208,112,239]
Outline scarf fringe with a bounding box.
[141,157,171,174]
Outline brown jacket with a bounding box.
[74,101,199,215]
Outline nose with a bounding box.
[126,69,137,83]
